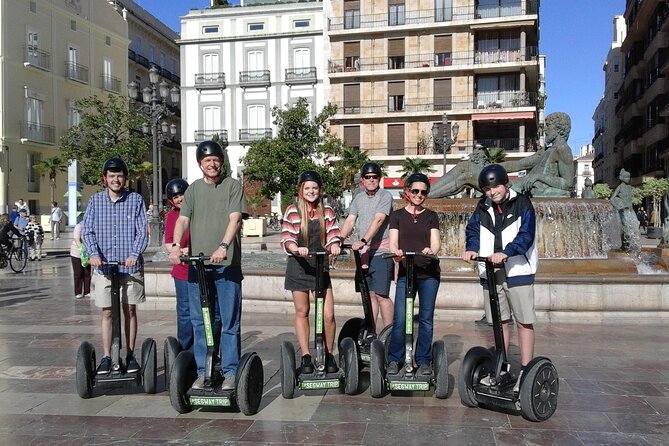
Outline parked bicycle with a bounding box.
[0,236,28,273]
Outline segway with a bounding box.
[75,262,157,398]
[369,252,448,399]
[169,255,263,415]
[458,257,558,422]
[281,251,347,398]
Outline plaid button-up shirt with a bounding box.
[82,189,148,275]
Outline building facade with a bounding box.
[614,0,669,186]
[574,143,594,198]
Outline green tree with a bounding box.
[483,147,507,164]
[59,95,149,186]
[593,183,612,199]
[333,146,371,192]
[241,98,347,206]
[398,157,436,181]
[632,186,644,207]
[639,177,669,226]
[211,133,232,178]
[133,161,154,205]
[33,156,68,203]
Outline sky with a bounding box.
[135,0,626,155]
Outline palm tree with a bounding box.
[134,161,154,206]
[336,146,371,190]
[482,147,506,164]
[34,156,68,203]
[398,157,436,181]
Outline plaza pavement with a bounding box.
[0,231,667,444]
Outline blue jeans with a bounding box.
[387,276,439,366]
[188,264,242,377]
[174,278,194,350]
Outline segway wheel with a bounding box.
[280,341,296,399]
[337,317,365,350]
[141,338,157,394]
[520,358,559,422]
[75,341,96,399]
[432,340,449,399]
[163,337,181,389]
[9,248,27,273]
[170,350,196,413]
[369,339,386,398]
[340,337,359,395]
[236,352,264,416]
[458,346,493,408]
[377,324,392,347]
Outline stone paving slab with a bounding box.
[0,258,668,444]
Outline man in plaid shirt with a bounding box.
[83,157,148,375]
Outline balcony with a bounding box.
[285,67,317,86]
[128,48,136,62]
[100,75,121,93]
[64,61,89,84]
[332,97,476,116]
[194,129,228,144]
[239,128,272,145]
[23,46,51,71]
[136,54,150,69]
[474,138,521,151]
[20,121,56,145]
[239,70,271,89]
[194,72,226,89]
[474,91,537,110]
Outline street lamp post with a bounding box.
[128,66,179,246]
[439,114,459,175]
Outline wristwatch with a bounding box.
[360,238,368,245]
[218,242,229,249]
[171,243,180,248]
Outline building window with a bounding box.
[435,0,453,22]
[294,19,310,28]
[134,37,141,55]
[389,4,406,26]
[293,47,311,74]
[203,106,221,132]
[27,153,40,193]
[71,20,76,31]
[68,104,81,128]
[614,64,619,72]
[344,9,361,29]
[388,95,404,112]
[203,25,219,34]
[29,1,36,13]
[249,23,264,31]
[105,36,111,46]
[247,104,266,130]
[148,47,155,63]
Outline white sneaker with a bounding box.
[221,375,236,390]
[513,369,525,393]
[191,376,205,390]
[75,294,84,299]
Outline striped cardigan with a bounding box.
[280,204,341,253]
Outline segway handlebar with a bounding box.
[473,256,504,268]
[179,254,227,263]
[381,251,438,261]
[287,250,330,258]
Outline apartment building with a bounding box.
[592,15,626,187]
[179,0,327,182]
[0,0,128,218]
[574,144,594,198]
[614,0,669,185]
[326,0,543,191]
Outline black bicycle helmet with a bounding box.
[405,172,430,191]
[478,164,509,189]
[297,170,322,187]
[360,162,382,177]
[102,157,128,176]
[195,140,225,162]
[165,178,189,200]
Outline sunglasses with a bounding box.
[410,189,428,196]
[363,175,379,180]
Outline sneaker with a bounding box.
[75,294,84,299]
[126,355,140,373]
[480,368,511,387]
[475,314,492,327]
[83,294,90,298]
[300,354,314,374]
[221,375,236,391]
[386,361,400,375]
[326,353,338,373]
[96,356,111,375]
[417,363,432,376]
[191,375,205,390]
[513,369,525,393]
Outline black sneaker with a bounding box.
[300,354,314,374]
[326,353,338,373]
[417,363,432,376]
[126,355,140,373]
[97,356,111,375]
[386,361,400,375]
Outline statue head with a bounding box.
[619,168,631,183]
[584,177,593,187]
[544,112,571,145]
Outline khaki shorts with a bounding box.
[93,270,146,308]
[482,268,536,325]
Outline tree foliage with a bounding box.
[33,156,68,203]
[398,157,436,180]
[593,183,612,199]
[483,147,507,164]
[241,98,350,204]
[211,133,232,178]
[59,95,149,186]
[639,177,669,226]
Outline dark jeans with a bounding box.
[71,256,91,295]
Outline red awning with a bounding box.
[471,111,535,121]
[383,177,438,188]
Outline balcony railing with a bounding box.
[474,138,521,151]
[195,72,226,89]
[239,70,271,88]
[100,75,121,93]
[285,67,317,86]
[239,128,272,144]
[328,47,537,73]
[475,91,537,109]
[128,48,136,61]
[328,1,538,31]
[194,129,228,143]
[24,46,51,71]
[20,121,56,145]
[64,61,89,84]
[136,54,150,69]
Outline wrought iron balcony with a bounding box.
[194,129,228,143]
[20,121,56,145]
[136,54,150,69]
[239,70,270,89]
[239,128,272,144]
[101,75,121,93]
[285,67,317,86]
[24,46,51,71]
[194,72,226,89]
[64,61,89,84]
[128,48,136,61]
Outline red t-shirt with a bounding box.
[164,208,190,281]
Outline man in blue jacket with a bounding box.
[462,164,538,392]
